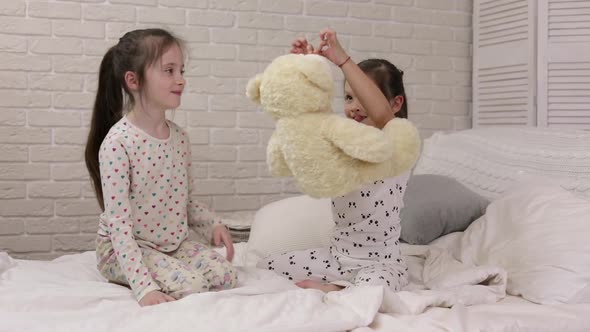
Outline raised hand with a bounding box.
[317,28,349,66]
[291,37,319,55]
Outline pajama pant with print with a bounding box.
[96,238,238,299]
[259,177,409,292]
[260,246,406,291]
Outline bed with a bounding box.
[1,127,590,332]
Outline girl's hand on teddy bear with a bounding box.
[317,28,349,67]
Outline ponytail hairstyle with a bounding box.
[85,28,184,210]
[358,59,408,119]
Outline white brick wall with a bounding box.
[0,0,472,259]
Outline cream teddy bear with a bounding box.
[246,53,421,198]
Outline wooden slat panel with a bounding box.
[538,1,590,129]
[478,0,529,46]
[474,0,535,127]
[548,1,590,42]
[549,110,590,117]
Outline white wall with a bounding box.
[0,0,472,259]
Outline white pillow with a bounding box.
[245,195,333,266]
[458,183,590,304]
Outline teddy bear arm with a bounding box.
[324,117,394,163]
[267,135,292,177]
[382,118,422,172]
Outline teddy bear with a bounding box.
[246,53,421,198]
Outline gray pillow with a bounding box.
[400,174,489,245]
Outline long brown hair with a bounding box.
[85,28,183,210]
[358,59,408,119]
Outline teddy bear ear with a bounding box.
[297,55,333,93]
[246,74,263,104]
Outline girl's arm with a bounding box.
[185,142,235,261]
[186,194,224,244]
[318,29,394,129]
[183,134,229,242]
[187,197,234,261]
[99,138,160,301]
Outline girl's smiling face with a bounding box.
[343,79,405,128]
[343,81,375,127]
[141,43,186,112]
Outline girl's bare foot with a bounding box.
[295,279,344,293]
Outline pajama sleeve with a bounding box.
[99,138,160,301]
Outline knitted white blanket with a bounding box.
[414,127,590,200]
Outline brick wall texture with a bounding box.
[0,0,472,259]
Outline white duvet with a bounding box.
[1,183,589,332]
[0,238,507,332]
[0,247,380,332]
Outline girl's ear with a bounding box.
[390,95,404,115]
[124,71,139,91]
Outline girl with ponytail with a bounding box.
[85,29,237,307]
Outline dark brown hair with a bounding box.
[358,59,408,119]
[85,28,183,210]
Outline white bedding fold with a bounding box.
[379,244,506,315]
[0,252,16,275]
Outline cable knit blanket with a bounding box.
[415,127,590,200]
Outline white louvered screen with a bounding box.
[473,0,537,127]
[538,0,590,130]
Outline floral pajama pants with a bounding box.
[96,238,238,299]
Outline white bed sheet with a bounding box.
[2,238,590,332]
[0,243,383,332]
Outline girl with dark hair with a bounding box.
[85,28,237,307]
[261,28,419,294]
